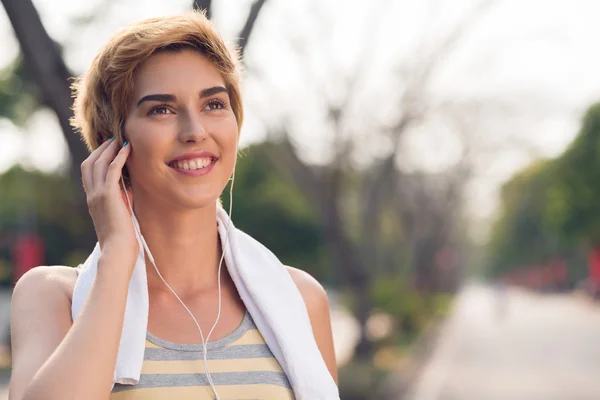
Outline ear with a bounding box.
[119,123,132,186]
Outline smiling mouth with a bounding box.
[168,157,216,171]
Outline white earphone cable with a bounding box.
[120,160,235,400]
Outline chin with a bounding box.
[175,190,222,210]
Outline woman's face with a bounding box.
[124,49,238,209]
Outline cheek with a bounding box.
[125,119,172,179]
[208,115,238,158]
[127,116,176,152]
[221,117,240,151]
[222,130,239,169]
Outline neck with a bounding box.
[133,196,224,296]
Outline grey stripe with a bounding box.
[144,344,274,361]
[146,311,254,351]
[112,371,291,392]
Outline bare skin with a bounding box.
[9,50,337,400]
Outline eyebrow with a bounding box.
[200,86,228,98]
[136,86,228,108]
[136,94,175,108]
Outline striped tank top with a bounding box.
[110,312,295,399]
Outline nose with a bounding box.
[178,111,208,144]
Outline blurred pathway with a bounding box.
[408,283,600,400]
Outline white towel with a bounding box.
[71,207,340,400]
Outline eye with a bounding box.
[148,104,174,115]
[204,99,226,111]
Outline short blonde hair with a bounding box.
[71,11,244,150]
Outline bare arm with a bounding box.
[9,261,131,400]
[286,266,338,384]
[10,138,137,400]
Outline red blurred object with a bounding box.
[588,247,600,286]
[12,234,45,285]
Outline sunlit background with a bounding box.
[2,0,600,398]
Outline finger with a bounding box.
[82,137,115,192]
[92,140,121,188]
[106,141,131,186]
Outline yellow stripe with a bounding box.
[144,341,161,349]
[141,357,284,374]
[228,328,265,345]
[110,384,294,400]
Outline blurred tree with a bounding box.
[0,58,38,126]
[0,166,91,279]
[222,143,329,282]
[546,103,600,244]
[487,161,560,277]
[486,103,600,284]
[1,0,86,184]
[395,169,468,293]
[192,0,266,58]
[253,1,492,356]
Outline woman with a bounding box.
[9,12,337,400]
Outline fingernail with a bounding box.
[123,141,129,147]
[109,136,115,141]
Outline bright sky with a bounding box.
[2,0,600,239]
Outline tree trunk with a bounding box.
[1,0,95,249]
[2,0,89,185]
[266,139,375,357]
[192,0,212,18]
[319,193,373,359]
[237,0,267,58]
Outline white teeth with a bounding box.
[171,157,213,171]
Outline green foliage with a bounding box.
[547,103,600,244]
[338,358,387,400]
[222,143,330,282]
[0,166,92,271]
[486,102,600,280]
[370,277,432,340]
[0,58,40,126]
[487,161,558,275]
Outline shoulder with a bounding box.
[10,267,78,399]
[284,266,329,311]
[11,266,78,345]
[13,265,79,305]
